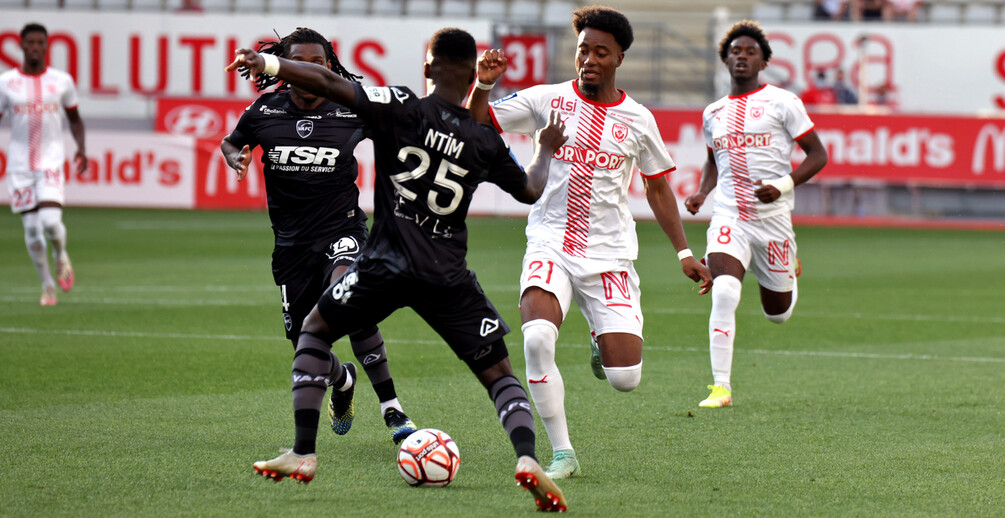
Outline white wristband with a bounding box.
[261,53,280,77]
[474,79,495,91]
[677,248,693,261]
[761,174,795,194]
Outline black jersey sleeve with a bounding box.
[485,132,529,196]
[350,83,416,132]
[226,99,260,150]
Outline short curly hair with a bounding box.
[718,20,772,63]
[428,27,477,65]
[572,5,633,52]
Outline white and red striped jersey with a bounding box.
[702,84,814,221]
[0,67,79,174]
[489,80,675,260]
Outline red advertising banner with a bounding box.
[155,97,254,138]
[651,109,1005,187]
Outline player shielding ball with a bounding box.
[220,27,416,445]
[0,23,87,306]
[684,20,828,408]
[468,6,711,479]
[228,27,570,511]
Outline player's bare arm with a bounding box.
[227,49,356,107]
[685,147,720,215]
[644,175,713,294]
[513,110,567,204]
[467,49,508,124]
[220,136,252,181]
[753,130,827,203]
[65,106,87,174]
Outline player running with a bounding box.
[467,6,712,479]
[1,23,87,306]
[220,28,417,444]
[684,20,828,408]
[229,27,569,511]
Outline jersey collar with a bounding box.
[728,84,768,100]
[572,80,626,107]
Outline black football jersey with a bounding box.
[349,84,528,285]
[228,90,369,246]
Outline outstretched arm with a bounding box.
[226,49,356,107]
[684,147,719,215]
[754,129,828,203]
[466,49,507,125]
[221,136,253,181]
[65,106,87,174]
[512,110,566,204]
[645,174,713,294]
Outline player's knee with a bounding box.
[711,276,743,310]
[24,225,43,246]
[522,319,558,375]
[300,309,331,338]
[764,303,794,324]
[604,362,642,392]
[763,282,797,324]
[522,319,558,357]
[38,207,62,233]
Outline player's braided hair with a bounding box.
[242,27,362,92]
[718,20,772,63]
[571,5,633,52]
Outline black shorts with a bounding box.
[272,229,367,341]
[316,258,511,373]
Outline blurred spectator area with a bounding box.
[754,0,1005,23]
[4,0,1003,24]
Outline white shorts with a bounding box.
[7,169,65,214]
[705,212,798,292]
[519,243,643,338]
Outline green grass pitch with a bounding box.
[1,208,1003,516]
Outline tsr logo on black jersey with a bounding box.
[267,146,341,165]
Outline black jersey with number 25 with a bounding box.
[228,90,369,247]
[350,84,528,285]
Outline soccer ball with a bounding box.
[396,428,460,487]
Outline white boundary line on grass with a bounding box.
[5,293,1005,325]
[1,326,1003,364]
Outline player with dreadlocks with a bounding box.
[221,27,418,445]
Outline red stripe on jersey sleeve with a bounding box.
[641,166,676,179]
[487,106,503,134]
[794,125,816,142]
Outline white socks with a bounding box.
[22,211,54,287]
[38,207,67,262]
[522,319,572,452]
[709,275,742,391]
[380,398,403,415]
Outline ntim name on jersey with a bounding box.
[267,145,341,173]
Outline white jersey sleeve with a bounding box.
[488,85,548,136]
[0,81,9,114]
[61,72,80,110]
[782,93,814,142]
[636,109,675,177]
